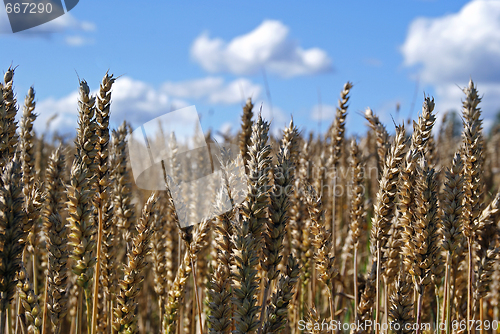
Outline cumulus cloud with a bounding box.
[401,0,500,128]
[35,76,190,136]
[162,77,261,104]
[35,76,263,137]
[191,20,332,77]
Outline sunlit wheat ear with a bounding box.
[461,79,485,240]
[461,79,485,327]
[75,79,98,177]
[152,193,169,314]
[399,150,417,272]
[113,192,157,334]
[239,97,254,172]
[441,153,465,254]
[305,185,337,321]
[240,112,272,245]
[91,70,115,334]
[328,81,352,167]
[440,153,465,331]
[410,96,436,156]
[370,124,406,329]
[371,124,406,262]
[305,186,337,289]
[349,139,366,322]
[0,158,26,312]
[281,118,300,170]
[403,158,440,333]
[364,107,390,171]
[67,158,96,289]
[19,86,37,197]
[111,122,136,241]
[3,66,19,162]
[257,128,296,334]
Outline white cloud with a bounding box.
[401,0,500,129]
[35,76,191,136]
[34,76,263,136]
[191,20,332,77]
[162,77,261,104]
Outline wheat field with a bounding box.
[0,65,499,334]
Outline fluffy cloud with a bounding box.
[35,76,263,136]
[401,0,500,127]
[35,77,190,136]
[162,77,261,104]
[191,20,332,77]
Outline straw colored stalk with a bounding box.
[370,124,406,332]
[257,129,296,334]
[207,145,244,334]
[364,108,389,174]
[113,193,157,334]
[163,218,211,334]
[67,158,96,331]
[402,159,440,334]
[92,71,115,334]
[240,112,272,246]
[349,139,366,322]
[305,185,337,321]
[461,79,485,331]
[327,81,353,258]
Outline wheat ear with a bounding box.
[349,139,366,323]
[92,71,115,334]
[2,66,19,163]
[461,79,484,332]
[163,218,211,334]
[240,98,254,173]
[0,158,26,333]
[113,192,157,334]
[67,158,96,332]
[371,124,406,332]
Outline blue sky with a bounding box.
[1,0,499,141]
